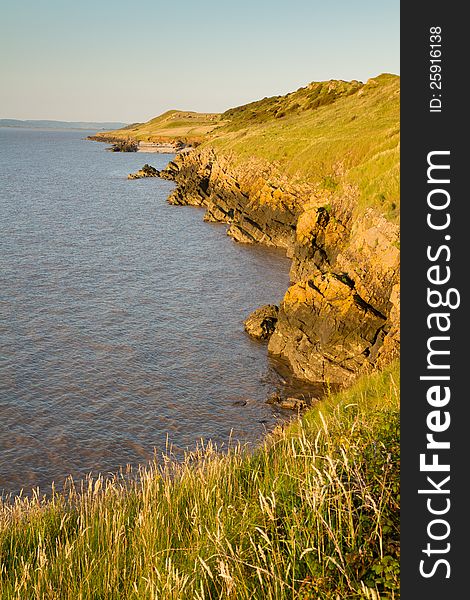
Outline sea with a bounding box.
[0,127,308,496]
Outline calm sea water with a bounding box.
[0,128,299,495]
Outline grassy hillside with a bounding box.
[211,74,400,220]
[221,79,363,127]
[0,363,399,599]
[93,110,223,144]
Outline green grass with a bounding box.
[221,79,363,128]
[209,74,400,221]
[0,363,399,599]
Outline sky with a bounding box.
[0,0,399,123]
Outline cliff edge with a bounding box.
[156,74,400,386]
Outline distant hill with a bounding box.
[0,119,128,131]
[91,111,222,144]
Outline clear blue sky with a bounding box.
[0,0,399,122]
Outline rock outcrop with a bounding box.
[128,164,159,180]
[109,140,138,152]
[244,305,279,340]
[158,148,400,386]
[159,149,311,252]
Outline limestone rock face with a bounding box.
[268,274,388,384]
[159,148,309,251]
[158,148,400,385]
[244,305,279,341]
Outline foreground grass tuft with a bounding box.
[0,363,399,599]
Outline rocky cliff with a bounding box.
[158,146,400,386]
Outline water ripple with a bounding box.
[0,128,304,496]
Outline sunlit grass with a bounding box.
[209,74,400,222]
[0,363,399,599]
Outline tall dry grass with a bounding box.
[0,363,399,599]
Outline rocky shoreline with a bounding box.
[87,135,193,154]
[155,148,400,387]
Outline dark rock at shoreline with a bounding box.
[88,135,196,155]
[266,392,309,410]
[280,397,308,410]
[109,140,138,152]
[266,392,282,405]
[128,164,159,180]
[232,400,248,407]
[244,305,279,340]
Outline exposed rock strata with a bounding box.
[158,149,400,386]
[158,149,308,252]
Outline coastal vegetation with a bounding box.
[0,363,399,599]
[213,74,399,222]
